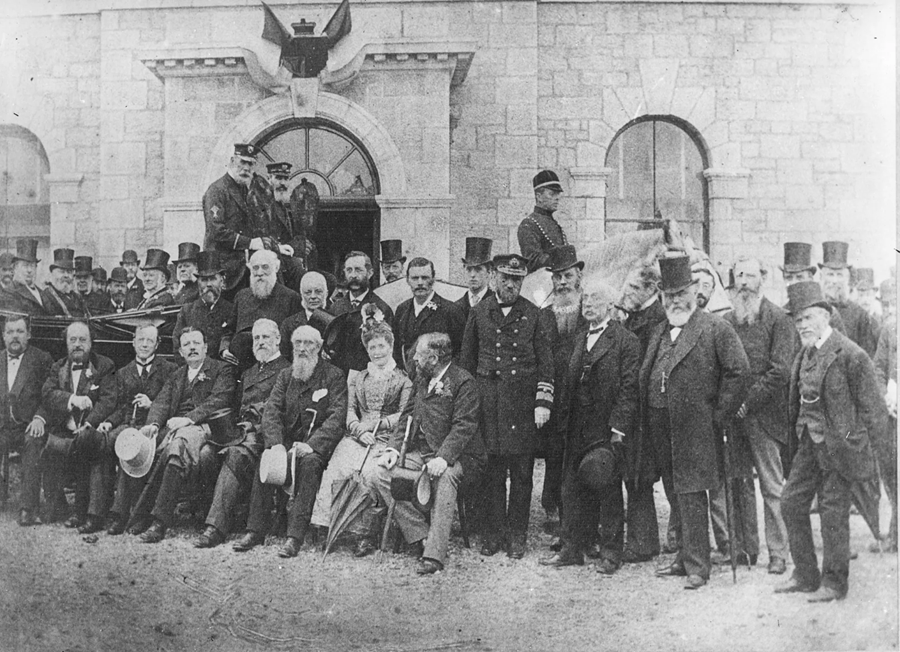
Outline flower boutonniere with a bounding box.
[430,380,444,395]
[425,300,438,312]
[196,371,209,383]
[84,367,93,380]
[360,303,385,329]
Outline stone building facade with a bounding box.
[0,0,893,290]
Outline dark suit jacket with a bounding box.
[261,360,348,459]
[125,278,144,307]
[107,357,178,429]
[834,300,881,359]
[563,321,640,464]
[232,283,303,334]
[125,288,175,311]
[0,345,53,430]
[83,290,114,316]
[789,330,887,481]
[239,355,291,424]
[40,285,88,318]
[173,297,235,362]
[174,281,200,306]
[38,353,117,430]
[388,363,486,476]
[623,296,667,359]
[329,292,395,372]
[454,289,494,324]
[146,357,235,429]
[393,293,466,370]
[0,282,49,317]
[639,309,750,493]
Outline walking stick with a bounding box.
[124,425,182,531]
[378,416,413,560]
[721,424,738,584]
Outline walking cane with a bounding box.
[377,416,413,560]
[123,425,183,532]
[721,424,738,584]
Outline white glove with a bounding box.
[278,244,295,257]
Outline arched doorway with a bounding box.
[604,116,710,251]
[251,119,381,280]
[0,125,51,258]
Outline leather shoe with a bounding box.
[77,517,103,534]
[655,562,687,577]
[767,557,787,575]
[585,543,603,559]
[507,538,526,560]
[480,539,503,557]
[233,531,265,552]
[684,574,707,590]
[278,536,302,558]
[807,586,844,603]
[17,509,40,527]
[194,526,225,549]
[64,515,83,529]
[539,549,584,568]
[621,549,655,564]
[353,539,376,558]
[416,558,443,575]
[774,577,819,594]
[106,518,126,536]
[596,558,620,575]
[127,518,152,536]
[140,520,166,544]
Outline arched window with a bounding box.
[605,117,709,251]
[0,125,50,254]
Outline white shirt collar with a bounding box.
[187,365,202,381]
[349,289,369,304]
[815,326,834,350]
[414,291,436,316]
[259,352,281,364]
[469,286,488,306]
[427,362,451,392]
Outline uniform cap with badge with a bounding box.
[493,253,529,278]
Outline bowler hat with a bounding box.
[115,427,156,478]
[493,253,528,278]
[380,239,406,265]
[546,244,584,273]
[120,250,140,265]
[141,249,171,280]
[780,242,816,274]
[13,239,40,264]
[786,280,831,315]
[74,256,93,276]
[49,248,75,272]
[576,446,618,494]
[196,251,225,278]
[108,267,129,284]
[389,467,433,514]
[533,169,563,193]
[72,426,105,460]
[266,162,292,177]
[173,242,200,264]
[206,408,244,447]
[234,143,258,161]
[657,255,696,293]
[259,444,296,495]
[850,267,875,291]
[819,241,850,270]
[461,237,493,267]
[0,252,15,268]
[91,267,108,284]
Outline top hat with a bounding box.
[173,242,200,264]
[114,427,156,478]
[657,255,696,293]
[0,251,15,268]
[13,239,40,264]
[206,408,245,447]
[50,248,75,272]
[546,244,584,273]
[266,162,292,178]
[819,241,850,270]
[141,249,171,280]
[91,267,108,284]
[233,143,258,161]
[493,253,529,277]
[259,444,296,496]
[196,251,225,278]
[786,280,831,315]
[461,237,493,267]
[850,267,875,291]
[780,242,816,273]
[309,308,336,335]
[120,249,140,265]
[389,467,434,514]
[533,169,563,193]
[380,240,406,265]
[108,267,129,284]
[576,446,618,494]
[74,256,93,276]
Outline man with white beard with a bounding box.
[41,249,88,318]
[724,257,794,575]
[233,325,347,557]
[265,162,309,290]
[224,249,302,373]
[643,255,749,589]
[818,241,880,358]
[776,281,887,602]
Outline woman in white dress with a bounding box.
[311,321,412,555]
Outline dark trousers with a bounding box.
[246,451,326,541]
[782,433,853,595]
[205,446,257,535]
[2,427,43,512]
[111,467,148,520]
[562,452,624,561]
[541,449,565,516]
[649,407,711,579]
[43,446,105,518]
[485,454,535,543]
[623,480,660,557]
[133,445,219,526]
[875,416,898,546]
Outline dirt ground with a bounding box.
[0,460,896,652]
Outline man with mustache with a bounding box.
[518,170,568,273]
[233,325,347,557]
[125,249,175,311]
[0,315,52,524]
[380,239,406,284]
[133,327,235,543]
[264,162,308,291]
[643,255,749,589]
[0,239,48,316]
[224,249,302,373]
[454,237,494,324]
[173,252,234,363]
[776,281,887,602]
[723,257,794,575]
[76,257,113,316]
[171,243,201,305]
[106,267,130,314]
[818,241,880,358]
[196,318,291,548]
[37,321,117,529]
[120,249,144,305]
[0,252,14,290]
[41,248,88,318]
[279,271,332,358]
[461,253,555,559]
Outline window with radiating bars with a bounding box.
[0,125,51,255]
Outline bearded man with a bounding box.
[644,255,749,590]
[265,162,308,290]
[173,252,235,363]
[0,252,14,290]
[106,267,129,314]
[724,257,794,575]
[776,281,887,602]
[380,239,406,284]
[0,239,48,316]
[41,249,88,318]
[120,250,144,304]
[76,257,113,316]
[819,241,880,358]
[232,325,347,557]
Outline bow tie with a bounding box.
[497,302,514,310]
[71,363,85,371]
[7,353,22,362]
[588,326,605,335]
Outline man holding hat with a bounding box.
[125,249,175,311]
[171,243,201,305]
[120,249,144,303]
[106,267,130,314]
[173,251,235,363]
[776,281,887,602]
[455,237,494,323]
[461,253,555,558]
[380,239,406,284]
[518,170,568,273]
[819,241,880,358]
[42,249,88,318]
[642,255,749,589]
[0,239,48,316]
[0,251,14,290]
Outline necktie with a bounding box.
[258,361,266,373]
[136,357,153,378]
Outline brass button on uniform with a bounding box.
[511,370,516,375]
[496,356,501,362]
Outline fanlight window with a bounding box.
[0,125,50,251]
